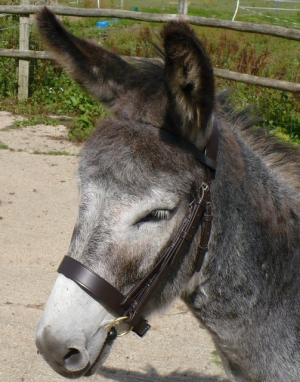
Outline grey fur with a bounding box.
[36,8,300,381]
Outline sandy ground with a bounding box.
[0,111,229,382]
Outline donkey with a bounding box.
[35,8,300,381]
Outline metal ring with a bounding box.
[107,316,133,337]
[201,182,209,192]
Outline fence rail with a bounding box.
[1,5,300,40]
[1,48,300,93]
[1,5,300,99]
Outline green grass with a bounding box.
[211,350,222,366]
[0,3,299,142]
[0,144,74,156]
[32,150,75,156]
[0,143,19,151]
[0,143,10,150]
[10,116,62,129]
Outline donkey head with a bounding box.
[35,8,215,378]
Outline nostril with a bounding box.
[63,348,80,361]
[36,323,90,373]
[62,347,89,372]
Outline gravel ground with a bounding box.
[0,111,229,382]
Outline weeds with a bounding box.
[0,143,10,150]
[211,350,222,366]
[32,150,75,156]
[237,45,271,76]
[0,6,299,143]
[12,116,62,129]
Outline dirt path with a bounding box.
[0,111,229,382]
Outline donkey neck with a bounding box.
[212,120,298,250]
[183,120,300,382]
[186,119,300,314]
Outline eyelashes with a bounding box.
[149,209,171,220]
[136,209,173,225]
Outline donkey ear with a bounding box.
[36,8,137,107]
[162,22,215,150]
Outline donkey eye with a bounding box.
[136,209,172,225]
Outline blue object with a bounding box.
[97,21,109,28]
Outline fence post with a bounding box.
[18,0,30,101]
[178,0,188,15]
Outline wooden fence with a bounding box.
[1,4,300,100]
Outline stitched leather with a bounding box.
[58,256,150,337]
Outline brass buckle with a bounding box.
[107,316,133,337]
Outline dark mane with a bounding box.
[217,92,300,194]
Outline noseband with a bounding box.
[58,121,218,338]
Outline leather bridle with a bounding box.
[58,121,218,338]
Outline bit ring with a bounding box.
[107,316,133,337]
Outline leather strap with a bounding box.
[181,119,218,172]
[182,142,217,172]
[58,256,150,337]
[195,188,212,272]
[120,184,210,329]
[193,119,218,270]
[205,119,219,171]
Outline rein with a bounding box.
[58,121,218,338]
